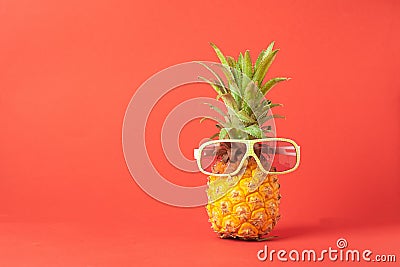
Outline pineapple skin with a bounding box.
[206,159,280,239]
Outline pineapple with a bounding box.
[201,42,289,240]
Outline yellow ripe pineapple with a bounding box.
[206,159,280,239]
[195,42,300,240]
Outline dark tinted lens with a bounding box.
[254,141,297,172]
[200,142,247,174]
[199,143,219,173]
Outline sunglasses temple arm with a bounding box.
[194,149,199,160]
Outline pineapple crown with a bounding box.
[200,42,289,140]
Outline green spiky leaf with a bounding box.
[261,125,273,131]
[260,102,283,112]
[255,41,274,71]
[242,124,265,138]
[210,43,229,66]
[200,116,224,125]
[219,128,229,139]
[243,50,253,79]
[258,114,285,125]
[205,103,226,118]
[241,50,253,90]
[226,56,236,68]
[197,61,226,90]
[255,50,266,72]
[233,109,256,124]
[220,93,238,111]
[204,43,288,141]
[256,103,283,120]
[209,132,220,139]
[242,81,264,115]
[228,82,242,109]
[261,77,289,95]
[265,41,275,57]
[253,49,279,86]
[237,52,244,71]
[198,76,224,96]
[226,56,242,87]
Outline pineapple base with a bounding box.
[206,158,281,240]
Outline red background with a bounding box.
[0,0,399,266]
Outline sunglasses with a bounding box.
[194,138,300,176]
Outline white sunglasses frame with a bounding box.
[194,137,300,176]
